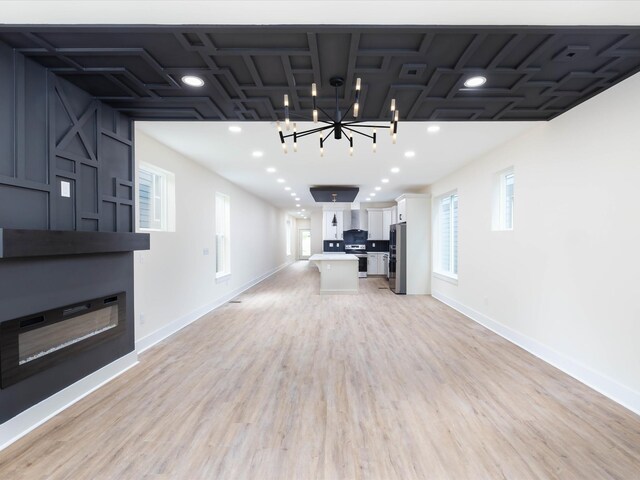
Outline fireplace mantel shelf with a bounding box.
[0,229,150,259]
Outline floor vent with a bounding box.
[378,287,389,290]
[229,300,242,304]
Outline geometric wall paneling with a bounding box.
[0,41,133,233]
[2,25,640,121]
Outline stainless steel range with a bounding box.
[345,244,367,278]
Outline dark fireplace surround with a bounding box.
[0,230,149,423]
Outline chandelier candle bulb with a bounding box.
[353,77,361,117]
[284,94,290,130]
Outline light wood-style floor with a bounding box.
[1,261,640,479]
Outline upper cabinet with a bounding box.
[367,207,394,240]
[323,210,344,240]
[367,209,383,240]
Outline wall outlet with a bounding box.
[139,313,146,325]
[372,242,376,247]
[203,248,210,256]
[329,243,334,247]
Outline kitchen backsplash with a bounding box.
[366,240,390,252]
[323,240,345,252]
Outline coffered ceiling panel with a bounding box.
[1,25,640,121]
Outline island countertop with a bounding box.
[309,253,358,261]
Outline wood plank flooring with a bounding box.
[1,261,639,479]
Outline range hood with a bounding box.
[349,202,363,231]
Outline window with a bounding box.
[435,192,458,278]
[493,168,514,231]
[285,219,292,256]
[138,163,175,232]
[215,192,231,278]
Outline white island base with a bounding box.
[309,254,359,294]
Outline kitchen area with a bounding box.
[308,193,430,295]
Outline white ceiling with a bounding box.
[136,120,538,216]
[2,1,640,25]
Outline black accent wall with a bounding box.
[0,40,135,423]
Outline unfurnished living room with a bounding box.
[1,1,640,479]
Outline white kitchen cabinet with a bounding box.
[397,198,407,223]
[382,209,392,240]
[367,252,388,276]
[391,205,398,224]
[367,253,379,275]
[367,209,384,240]
[323,210,343,240]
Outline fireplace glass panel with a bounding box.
[18,305,119,365]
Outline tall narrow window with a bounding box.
[285,219,292,256]
[436,192,458,278]
[493,167,515,231]
[215,192,231,278]
[138,163,175,232]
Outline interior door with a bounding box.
[298,229,311,259]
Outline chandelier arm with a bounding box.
[322,127,336,143]
[316,105,336,122]
[342,101,355,119]
[293,126,334,139]
[342,126,374,140]
[341,121,391,128]
[283,126,330,139]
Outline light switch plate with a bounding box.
[203,248,210,256]
[329,243,334,247]
[60,180,71,198]
[372,242,376,247]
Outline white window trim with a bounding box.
[138,162,175,233]
[215,192,231,279]
[493,166,515,232]
[433,190,459,281]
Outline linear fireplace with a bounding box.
[0,293,126,389]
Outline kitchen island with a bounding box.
[308,253,359,294]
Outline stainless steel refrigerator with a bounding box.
[389,223,406,294]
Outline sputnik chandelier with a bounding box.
[276,76,398,156]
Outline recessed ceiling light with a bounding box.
[375,186,381,191]
[266,167,276,173]
[277,178,285,183]
[181,75,204,87]
[284,187,291,191]
[228,125,242,133]
[252,151,263,158]
[404,151,415,158]
[370,193,376,197]
[296,204,300,207]
[365,198,371,201]
[290,193,296,196]
[295,197,300,201]
[301,209,305,212]
[391,167,400,173]
[464,76,486,88]
[427,125,440,133]
[381,178,389,183]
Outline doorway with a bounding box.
[298,229,311,260]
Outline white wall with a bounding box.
[310,211,323,254]
[430,72,640,413]
[134,130,292,345]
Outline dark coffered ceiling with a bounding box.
[1,25,640,121]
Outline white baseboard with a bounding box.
[0,351,138,451]
[431,291,640,417]
[135,260,294,354]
